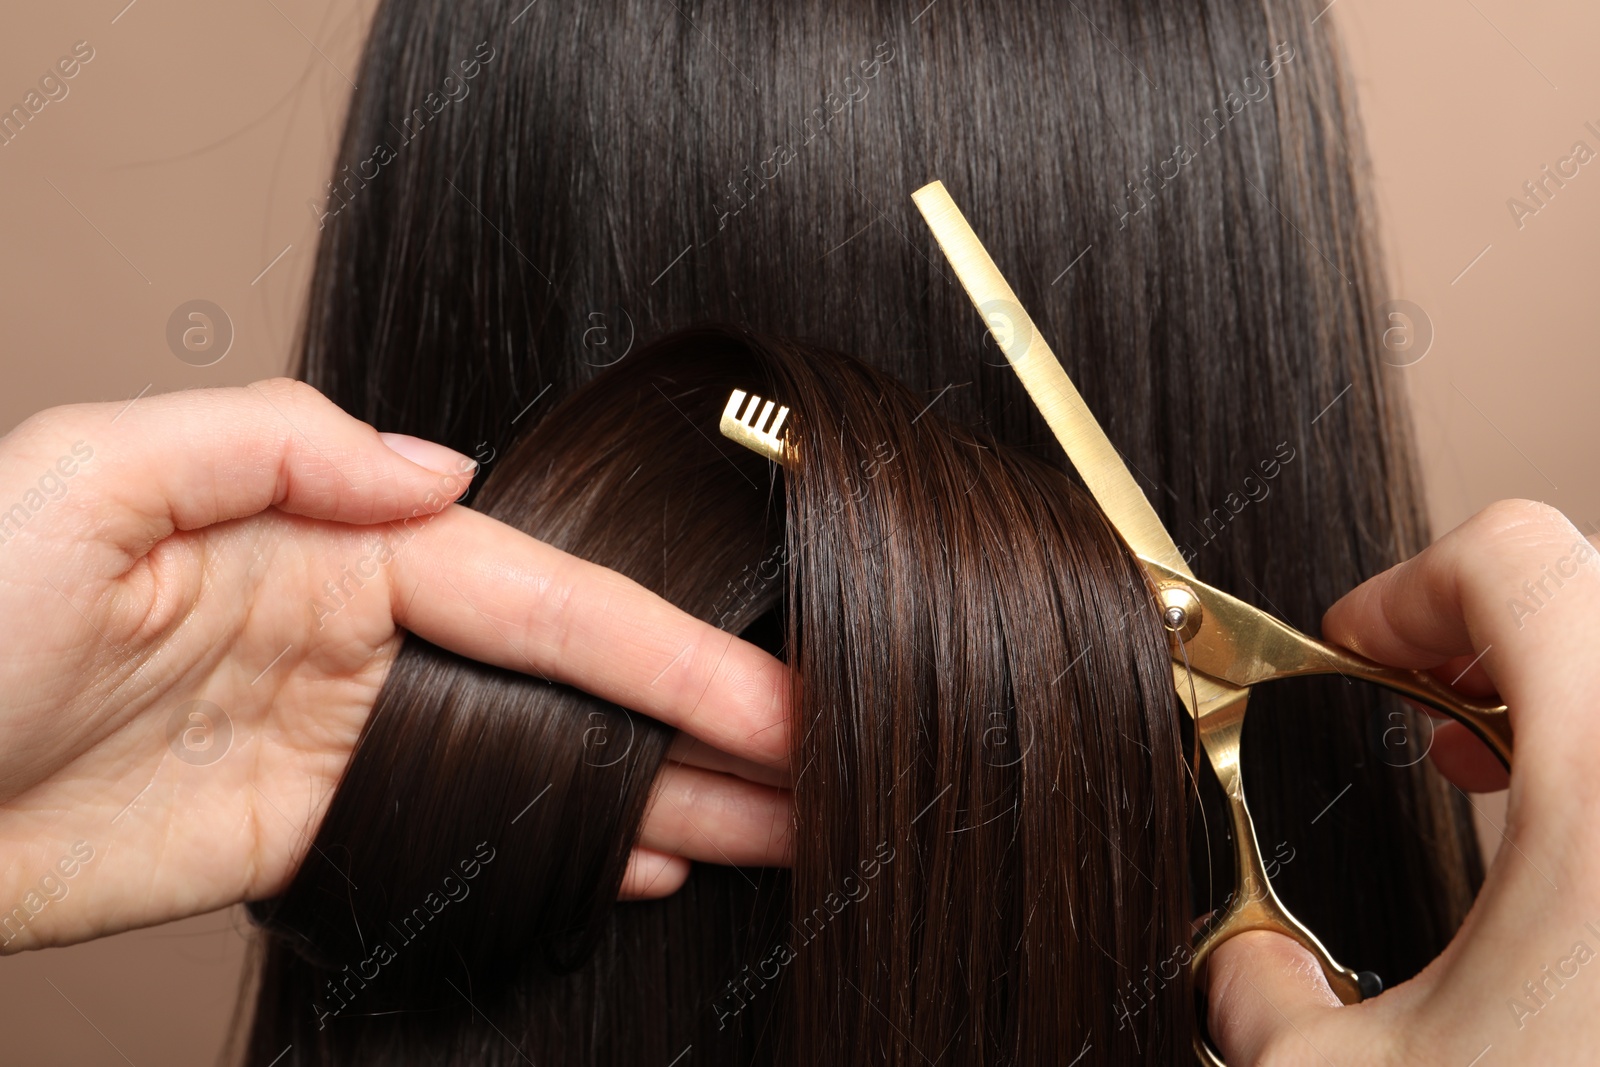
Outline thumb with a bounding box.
[1206,931,1343,1064]
[11,379,479,557]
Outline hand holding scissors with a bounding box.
[908,181,1600,1065]
[1206,500,1600,1066]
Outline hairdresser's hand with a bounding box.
[1399,523,1600,795]
[1206,499,1600,1065]
[0,380,791,953]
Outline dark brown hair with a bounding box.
[245,329,1192,1063]
[244,0,1484,1059]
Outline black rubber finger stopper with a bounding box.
[1356,970,1384,999]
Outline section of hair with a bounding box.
[242,328,1191,1064]
[247,328,789,1064]
[773,337,1189,1064]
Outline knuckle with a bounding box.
[250,377,334,419]
[668,768,704,815]
[4,404,82,456]
[533,557,584,667]
[1471,498,1573,544]
[658,639,701,710]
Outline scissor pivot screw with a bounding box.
[1159,584,1203,643]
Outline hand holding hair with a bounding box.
[0,378,791,952]
[1206,500,1600,1064]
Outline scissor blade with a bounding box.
[911,180,1194,579]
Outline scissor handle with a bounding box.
[1298,640,1513,767]
[1142,558,1515,768]
[1182,649,1508,1067]
[1188,692,1375,1066]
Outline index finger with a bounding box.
[384,503,791,770]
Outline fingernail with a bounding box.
[379,432,478,477]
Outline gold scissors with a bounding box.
[902,180,1513,1064]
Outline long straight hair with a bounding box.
[245,329,1193,1063]
[245,0,1483,1058]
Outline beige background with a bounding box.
[0,1,1593,1062]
